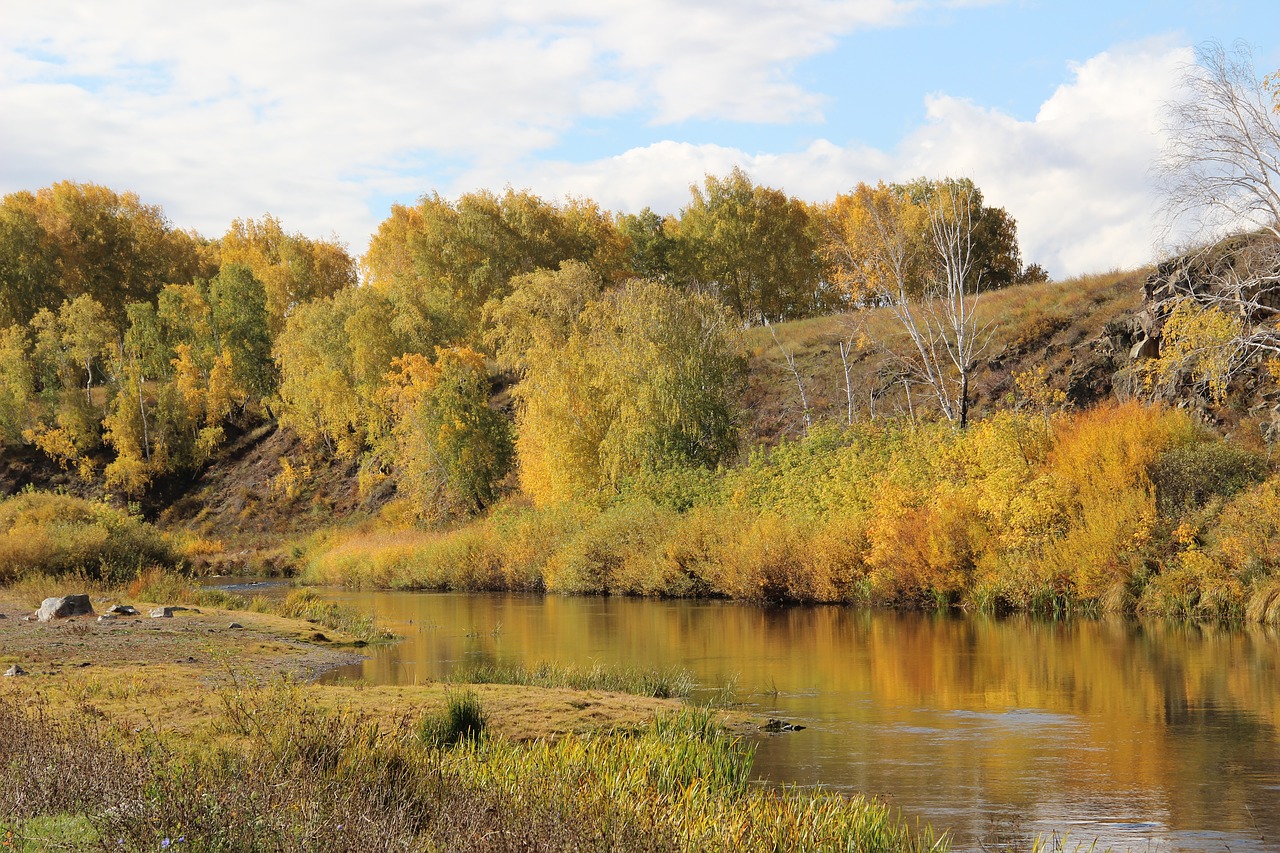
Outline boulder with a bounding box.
[150,607,174,619]
[35,595,94,622]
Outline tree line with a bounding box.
[0,172,1043,516]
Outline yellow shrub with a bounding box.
[798,514,870,603]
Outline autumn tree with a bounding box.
[0,183,203,326]
[22,295,117,473]
[217,215,356,336]
[618,207,679,282]
[365,190,629,342]
[0,325,33,445]
[674,168,825,322]
[378,347,513,520]
[828,180,993,429]
[274,281,447,458]
[490,263,742,505]
[0,192,60,328]
[207,265,275,402]
[822,178,1032,304]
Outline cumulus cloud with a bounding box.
[1,3,1192,276]
[507,38,1191,277]
[898,39,1191,275]
[0,0,920,246]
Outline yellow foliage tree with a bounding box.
[378,347,513,521]
[218,215,356,336]
[491,264,742,505]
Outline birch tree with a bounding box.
[832,181,991,428]
[1150,41,1280,397]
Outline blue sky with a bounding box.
[1,1,1277,277]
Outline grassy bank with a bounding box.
[1,667,945,852]
[303,401,1280,623]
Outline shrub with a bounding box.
[1150,439,1267,516]
[0,491,178,583]
[543,500,675,595]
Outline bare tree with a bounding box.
[1159,40,1280,244]
[765,318,812,435]
[849,182,992,429]
[1152,41,1280,394]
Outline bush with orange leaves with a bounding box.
[302,401,1280,621]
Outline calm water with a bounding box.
[295,588,1278,852]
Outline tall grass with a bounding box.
[301,402,1280,623]
[1,685,949,852]
[417,689,487,747]
[453,661,696,699]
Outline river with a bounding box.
[247,586,1279,851]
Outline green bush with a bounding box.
[1150,439,1267,516]
[417,690,486,748]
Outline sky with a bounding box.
[1,1,1277,279]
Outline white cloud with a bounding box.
[898,38,1190,275]
[0,0,920,246]
[505,38,1191,277]
[1,4,1189,277]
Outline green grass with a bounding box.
[452,660,697,699]
[0,815,100,851]
[417,689,487,747]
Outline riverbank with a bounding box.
[0,586,948,852]
[300,403,1280,623]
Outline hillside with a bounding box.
[8,263,1256,570]
[742,268,1147,443]
[147,269,1154,553]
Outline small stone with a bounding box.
[227,622,244,629]
[107,605,140,616]
[0,613,8,619]
[3,665,25,677]
[97,614,116,622]
[150,607,174,619]
[309,631,330,642]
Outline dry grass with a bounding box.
[0,686,949,853]
[742,269,1147,443]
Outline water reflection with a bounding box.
[310,590,1279,852]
